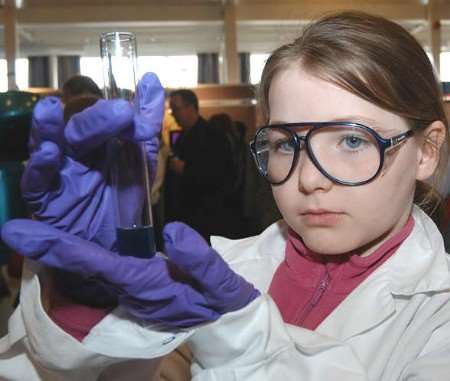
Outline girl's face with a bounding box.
[269,66,436,256]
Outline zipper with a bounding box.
[294,270,331,326]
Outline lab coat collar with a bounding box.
[211,220,288,292]
[385,205,450,296]
[211,220,288,265]
[224,206,450,296]
[316,206,450,340]
[215,205,450,342]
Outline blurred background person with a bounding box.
[165,90,243,240]
[165,89,208,228]
[61,74,103,104]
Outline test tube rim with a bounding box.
[100,31,137,43]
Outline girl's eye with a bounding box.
[339,135,369,151]
[345,135,363,149]
[273,139,295,153]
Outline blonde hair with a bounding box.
[258,11,449,217]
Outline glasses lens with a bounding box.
[309,125,381,184]
[253,127,296,183]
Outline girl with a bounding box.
[2,11,450,380]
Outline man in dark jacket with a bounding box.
[166,90,240,241]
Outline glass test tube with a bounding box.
[100,32,156,258]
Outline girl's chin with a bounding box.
[302,234,380,257]
[301,236,358,256]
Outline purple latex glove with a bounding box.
[1,219,260,328]
[22,72,164,251]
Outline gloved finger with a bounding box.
[141,137,160,184]
[162,222,260,312]
[0,219,181,297]
[124,72,165,142]
[0,219,119,278]
[162,222,233,291]
[122,286,220,328]
[64,98,134,157]
[29,96,65,150]
[21,141,63,198]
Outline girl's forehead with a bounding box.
[268,67,409,134]
[269,67,355,108]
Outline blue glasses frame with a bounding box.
[250,122,414,186]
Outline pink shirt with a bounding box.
[268,216,414,330]
[49,291,111,342]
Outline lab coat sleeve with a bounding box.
[187,294,369,381]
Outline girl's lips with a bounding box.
[300,210,344,225]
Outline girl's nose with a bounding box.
[296,150,333,194]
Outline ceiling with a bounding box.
[1,0,450,57]
[23,0,222,5]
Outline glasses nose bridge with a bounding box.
[294,132,315,163]
[293,133,307,151]
[292,133,319,174]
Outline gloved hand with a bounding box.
[1,219,260,328]
[23,72,164,251]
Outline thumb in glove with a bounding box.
[162,222,260,314]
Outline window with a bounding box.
[138,56,198,88]
[0,58,29,91]
[250,53,270,84]
[80,57,104,88]
[440,52,450,82]
[80,55,198,89]
[0,60,6,92]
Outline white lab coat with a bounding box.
[188,205,450,380]
[1,206,450,380]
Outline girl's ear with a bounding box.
[416,120,447,181]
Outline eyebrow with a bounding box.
[269,116,398,135]
[329,116,381,127]
[329,116,399,135]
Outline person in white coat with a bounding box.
[2,10,450,381]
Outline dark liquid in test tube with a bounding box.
[116,225,156,258]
